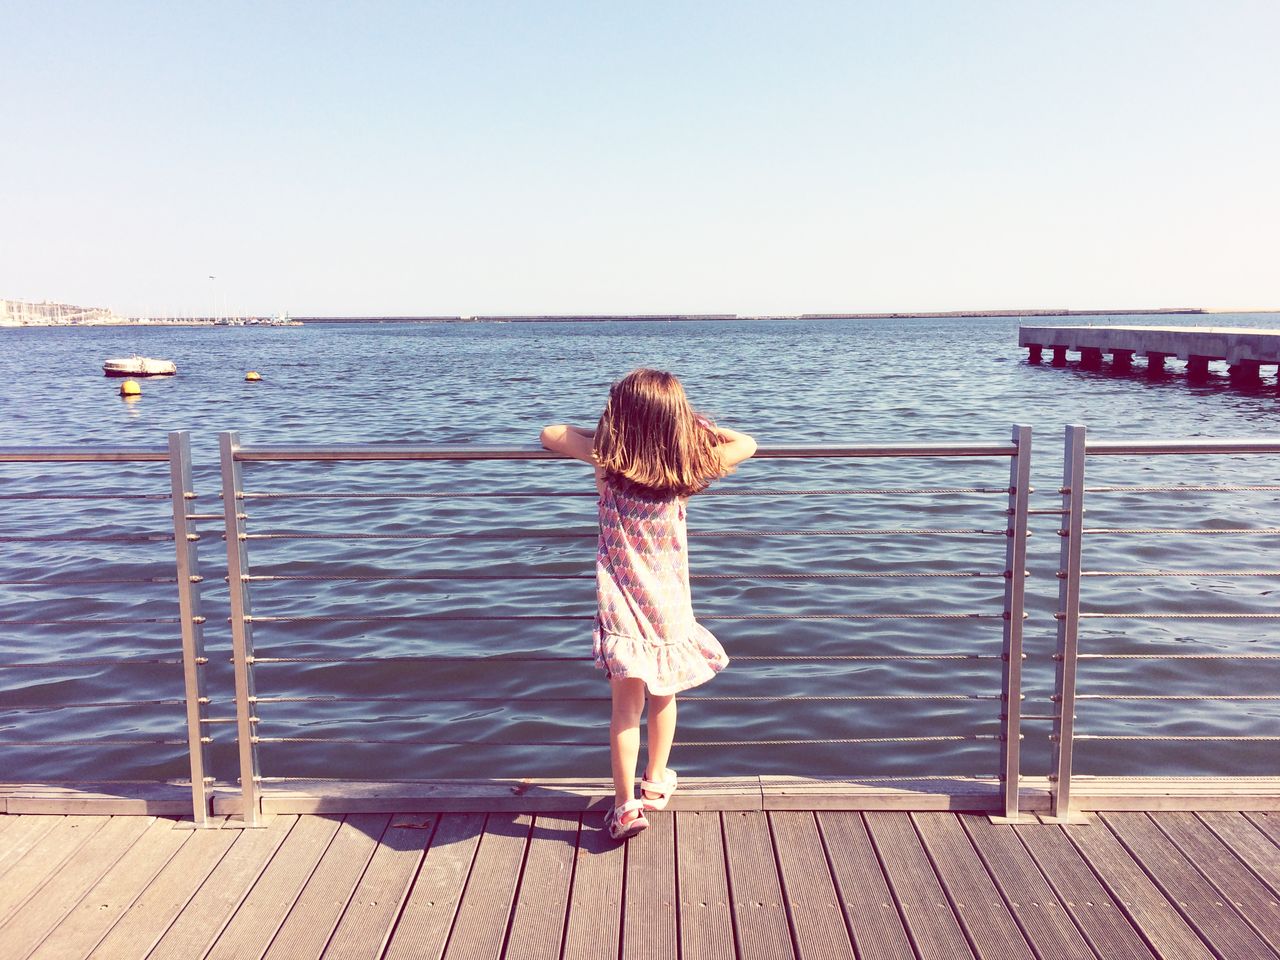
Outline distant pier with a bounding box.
[1019,324,1280,384]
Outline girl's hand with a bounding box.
[712,424,758,469]
[539,424,597,466]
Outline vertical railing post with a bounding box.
[998,424,1032,819]
[221,431,266,826]
[1050,424,1086,819]
[168,431,213,826]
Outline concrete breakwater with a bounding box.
[1019,324,1280,384]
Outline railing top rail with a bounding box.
[0,446,170,463]
[1085,438,1280,456]
[231,441,1020,462]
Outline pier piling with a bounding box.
[1020,325,1280,390]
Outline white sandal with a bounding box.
[605,799,649,840]
[640,769,678,811]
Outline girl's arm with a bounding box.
[539,424,596,466]
[715,425,757,470]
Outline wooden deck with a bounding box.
[2,809,1279,959]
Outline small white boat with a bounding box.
[102,355,177,377]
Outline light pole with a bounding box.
[208,275,218,323]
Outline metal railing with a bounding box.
[4,425,1275,824]
[0,433,214,825]
[219,428,1033,824]
[1049,425,1280,818]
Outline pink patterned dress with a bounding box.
[592,479,729,695]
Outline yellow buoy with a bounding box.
[119,379,141,396]
[245,371,261,382]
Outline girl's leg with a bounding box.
[609,677,647,812]
[643,691,677,797]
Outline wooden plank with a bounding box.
[814,812,913,960]
[763,776,1016,811]
[622,811,677,960]
[0,815,106,921]
[443,813,533,960]
[1152,811,1280,954]
[1061,816,1215,960]
[0,816,63,879]
[1102,812,1274,959]
[561,808,625,960]
[912,813,1035,960]
[721,809,794,960]
[88,819,239,960]
[0,815,153,960]
[676,811,735,960]
[29,817,189,960]
[203,814,344,960]
[6,782,192,816]
[960,814,1096,960]
[864,812,974,960]
[247,777,762,814]
[1246,811,1280,846]
[1013,823,1155,960]
[1200,812,1280,894]
[260,814,390,960]
[1069,777,1280,812]
[382,813,481,960]
[146,814,297,960]
[503,813,577,960]
[322,812,434,959]
[768,812,854,960]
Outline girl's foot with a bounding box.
[605,799,649,841]
[640,768,678,810]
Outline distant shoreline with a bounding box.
[295,307,1219,324]
[11,306,1280,328]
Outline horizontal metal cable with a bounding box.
[0,657,185,669]
[254,693,997,705]
[255,773,999,784]
[0,534,176,543]
[1081,570,1280,578]
[0,738,187,746]
[242,485,1012,499]
[1078,612,1280,620]
[1076,694,1280,700]
[244,569,1006,583]
[236,441,1017,462]
[252,652,998,664]
[0,617,182,625]
[0,492,170,500]
[1082,527,1280,535]
[1070,742,1280,747]
[0,577,179,586]
[1083,484,1280,493]
[255,734,989,747]
[1078,653,1280,660]
[1,699,192,718]
[245,611,1000,624]
[244,527,1010,540]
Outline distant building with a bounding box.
[0,299,123,325]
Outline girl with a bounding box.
[541,369,757,840]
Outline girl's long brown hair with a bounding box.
[592,368,729,498]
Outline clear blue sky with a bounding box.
[2,1,1276,316]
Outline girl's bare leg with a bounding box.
[643,691,676,797]
[610,678,647,812]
